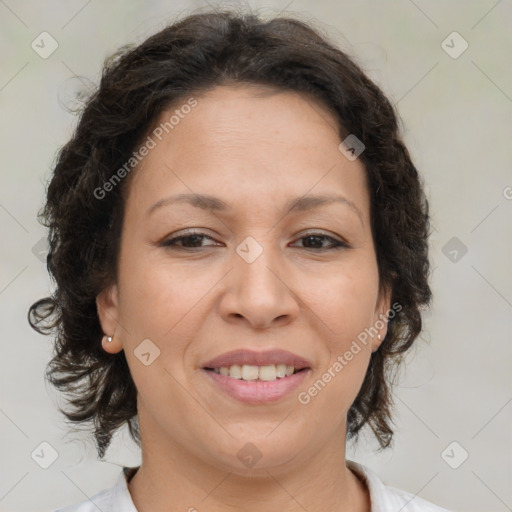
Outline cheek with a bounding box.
[296,268,377,418]
[118,248,206,335]
[116,256,201,410]
[313,259,380,338]
[117,251,222,392]
[307,258,379,395]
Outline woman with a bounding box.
[29,10,451,512]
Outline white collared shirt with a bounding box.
[55,460,452,511]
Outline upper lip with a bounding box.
[202,349,312,370]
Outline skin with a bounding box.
[97,83,391,512]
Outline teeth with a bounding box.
[241,364,259,380]
[212,364,298,381]
[259,365,276,381]
[276,364,288,378]
[229,364,242,379]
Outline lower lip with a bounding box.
[202,369,310,404]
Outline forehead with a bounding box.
[125,84,369,219]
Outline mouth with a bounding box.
[200,349,312,404]
[203,364,308,382]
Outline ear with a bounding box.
[96,284,123,354]
[371,284,393,353]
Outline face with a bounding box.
[97,84,391,475]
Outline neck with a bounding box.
[128,410,370,512]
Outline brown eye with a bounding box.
[161,231,220,250]
[292,233,349,251]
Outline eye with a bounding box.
[160,230,350,252]
[161,230,219,250]
[291,232,350,251]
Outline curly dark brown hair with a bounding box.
[28,9,432,460]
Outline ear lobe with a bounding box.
[96,285,122,352]
[371,284,393,352]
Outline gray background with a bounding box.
[1,1,511,511]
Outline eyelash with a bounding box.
[161,230,350,252]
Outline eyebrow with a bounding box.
[147,192,364,225]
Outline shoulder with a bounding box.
[55,463,452,512]
[54,467,138,512]
[54,487,112,512]
[347,460,453,512]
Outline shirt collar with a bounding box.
[112,467,139,512]
[118,461,429,511]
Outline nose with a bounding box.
[218,240,299,330]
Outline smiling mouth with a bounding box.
[203,364,308,382]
